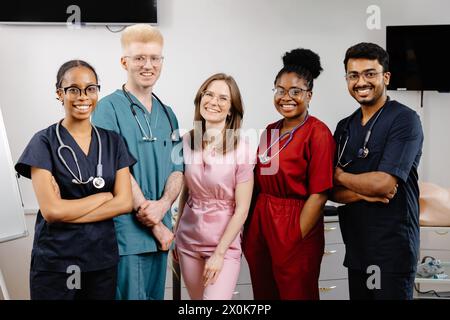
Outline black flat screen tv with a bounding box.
[386,25,450,92]
[0,0,157,25]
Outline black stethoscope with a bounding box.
[122,84,179,142]
[336,102,387,168]
[56,120,105,189]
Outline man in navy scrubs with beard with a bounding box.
[331,42,423,300]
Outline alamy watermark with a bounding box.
[66,265,81,290]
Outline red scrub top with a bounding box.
[245,115,335,299]
[256,116,335,198]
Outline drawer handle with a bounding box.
[319,286,337,292]
[434,231,449,235]
[324,227,337,232]
[323,250,337,255]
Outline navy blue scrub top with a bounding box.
[15,123,136,272]
[334,99,423,273]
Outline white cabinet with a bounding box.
[319,218,349,300]
[414,226,450,299]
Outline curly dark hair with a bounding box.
[274,48,323,90]
[343,42,389,72]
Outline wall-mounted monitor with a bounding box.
[0,0,157,25]
[386,25,450,92]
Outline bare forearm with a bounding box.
[46,193,111,223]
[131,174,146,211]
[336,171,395,197]
[68,194,133,223]
[330,186,363,204]
[215,208,248,256]
[300,193,328,238]
[174,184,188,232]
[161,172,183,206]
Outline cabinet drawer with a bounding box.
[420,228,450,250]
[420,250,450,261]
[319,279,349,300]
[320,244,347,280]
[324,222,343,245]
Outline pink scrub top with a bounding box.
[176,134,256,259]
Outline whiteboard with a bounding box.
[0,108,28,243]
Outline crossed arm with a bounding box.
[330,167,398,204]
[31,166,133,223]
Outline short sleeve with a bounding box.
[167,107,184,173]
[308,123,336,194]
[15,132,53,179]
[115,134,137,170]
[377,111,423,183]
[92,99,121,134]
[235,138,256,184]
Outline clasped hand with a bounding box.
[136,199,170,227]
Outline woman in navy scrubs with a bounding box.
[15,60,136,300]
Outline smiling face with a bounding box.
[57,66,98,122]
[346,58,390,107]
[199,80,232,127]
[274,72,312,122]
[121,41,163,90]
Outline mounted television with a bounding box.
[0,0,157,25]
[386,25,450,92]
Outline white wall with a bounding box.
[1,0,450,299]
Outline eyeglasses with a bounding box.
[201,90,231,106]
[273,87,309,99]
[59,85,100,98]
[345,71,383,82]
[124,55,164,67]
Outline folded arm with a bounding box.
[334,167,398,197]
[31,167,114,223]
[68,167,133,223]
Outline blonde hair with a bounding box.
[121,24,164,50]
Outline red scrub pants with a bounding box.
[243,193,324,300]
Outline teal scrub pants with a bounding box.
[116,251,168,300]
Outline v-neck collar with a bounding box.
[117,89,161,129]
[59,123,95,158]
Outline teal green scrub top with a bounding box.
[92,89,184,255]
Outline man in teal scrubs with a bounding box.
[92,24,183,300]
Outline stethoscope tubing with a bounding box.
[56,120,103,186]
[122,84,178,142]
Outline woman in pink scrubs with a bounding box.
[243,49,335,299]
[174,73,255,300]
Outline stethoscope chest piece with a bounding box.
[358,147,369,159]
[93,177,105,189]
[258,154,270,164]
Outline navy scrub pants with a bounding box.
[30,266,117,300]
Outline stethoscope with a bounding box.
[258,111,310,164]
[56,120,105,189]
[336,104,386,168]
[122,84,179,142]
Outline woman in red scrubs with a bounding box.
[243,48,335,300]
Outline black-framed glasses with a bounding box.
[59,85,100,97]
[345,71,384,82]
[124,55,164,67]
[273,87,309,99]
